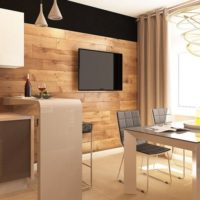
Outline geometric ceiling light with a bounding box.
[48,0,63,20]
[168,5,200,30]
[176,15,200,30]
[187,43,200,57]
[184,29,200,45]
[35,0,63,27]
[169,11,196,27]
[168,4,200,57]
[35,0,48,27]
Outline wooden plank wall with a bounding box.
[0,24,138,152]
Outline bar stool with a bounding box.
[82,122,93,190]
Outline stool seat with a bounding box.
[82,122,92,133]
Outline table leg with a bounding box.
[192,145,200,200]
[124,130,137,194]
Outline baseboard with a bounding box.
[82,147,123,160]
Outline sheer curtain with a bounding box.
[138,9,169,125]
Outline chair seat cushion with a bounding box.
[137,143,170,155]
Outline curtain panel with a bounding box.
[138,9,169,125]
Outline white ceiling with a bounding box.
[68,0,189,17]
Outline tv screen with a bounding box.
[78,49,123,91]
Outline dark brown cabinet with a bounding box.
[0,114,33,183]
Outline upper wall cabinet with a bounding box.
[0,9,24,68]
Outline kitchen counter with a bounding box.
[3,97,82,200]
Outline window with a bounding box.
[168,22,200,116]
[178,53,200,107]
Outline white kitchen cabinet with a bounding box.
[0,9,24,68]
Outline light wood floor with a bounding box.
[0,149,193,200]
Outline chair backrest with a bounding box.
[152,108,168,125]
[117,110,141,146]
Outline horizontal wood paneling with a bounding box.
[0,24,138,153]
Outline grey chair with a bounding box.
[116,110,172,192]
[152,108,168,125]
[152,108,185,179]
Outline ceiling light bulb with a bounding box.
[48,0,63,20]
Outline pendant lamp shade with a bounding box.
[35,3,48,27]
[48,0,63,20]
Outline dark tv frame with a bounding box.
[78,48,123,91]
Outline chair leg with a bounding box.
[117,153,124,182]
[170,147,186,179]
[141,153,172,193]
[173,148,186,179]
[153,155,158,170]
[179,149,185,179]
[171,147,174,160]
[140,156,144,173]
[167,152,172,184]
[146,156,149,192]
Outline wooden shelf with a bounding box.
[0,112,32,121]
[3,96,38,105]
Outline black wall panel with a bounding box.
[0,0,137,41]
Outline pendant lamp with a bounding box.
[35,1,48,27]
[168,4,200,57]
[184,29,200,45]
[48,0,63,20]
[187,43,200,57]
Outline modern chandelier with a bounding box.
[35,0,63,27]
[168,5,200,57]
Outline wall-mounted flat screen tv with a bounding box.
[78,49,123,91]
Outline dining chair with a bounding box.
[152,108,168,125]
[116,110,172,192]
[152,108,185,179]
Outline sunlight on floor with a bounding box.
[0,148,193,200]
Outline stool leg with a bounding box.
[90,131,93,187]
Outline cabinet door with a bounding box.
[0,120,30,183]
[0,9,24,67]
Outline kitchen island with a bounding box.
[3,97,82,200]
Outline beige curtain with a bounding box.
[138,9,169,125]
